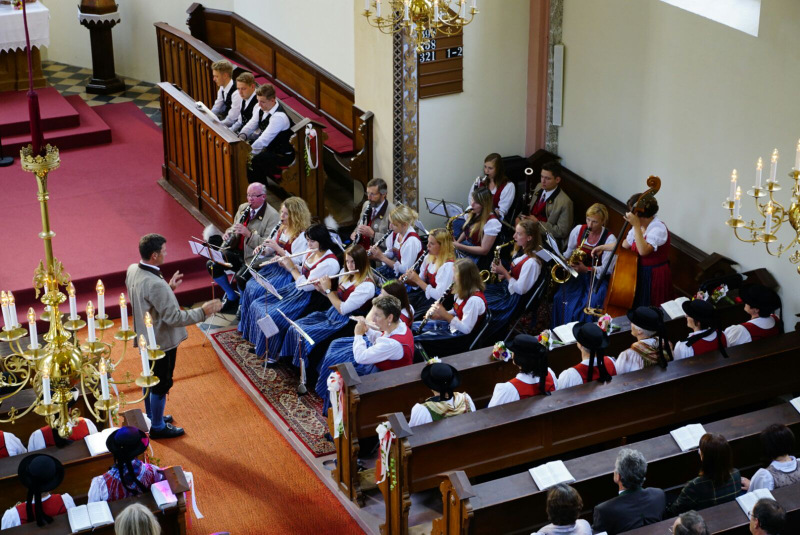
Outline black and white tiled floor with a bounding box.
[42,60,162,127]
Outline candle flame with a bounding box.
[68,283,75,297]
[0,291,6,306]
[99,358,106,374]
[119,293,126,307]
[27,307,36,323]
[7,292,14,305]
[144,311,152,327]
[766,201,774,214]
[735,186,742,199]
[139,334,147,349]
[771,149,779,163]
[87,300,94,315]
[757,157,763,170]
[96,279,105,295]
[730,169,737,181]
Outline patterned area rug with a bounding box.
[210,328,335,457]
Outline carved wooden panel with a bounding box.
[234,25,274,76]
[320,80,353,132]
[275,51,317,105]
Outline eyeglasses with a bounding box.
[247,194,265,199]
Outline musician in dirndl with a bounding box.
[557,322,616,389]
[370,204,423,281]
[454,187,500,270]
[403,228,455,319]
[723,284,782,346]
[467,153,516,219]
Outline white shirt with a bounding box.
[564,224,617,280]
[295,250,340,292]
[353,322,408,365]
[625,216,668,251]
[461,215,502,240]
[449,294,486,334]
[211,79,242,127]
[27,419,99,452]
[1,493,76,529]
[487,370,558,408]
[506,255,541,296]
[409,394,477,427]
[240,102,292,155]
[724,316,777,347]
[139,261,160,272]
[230,92,257,133]
[749,457,798,491]
[383,227,423,275]
[468,181,516,218]
[337,277,376,316]
[615,338,659,374]
[557,357,617,389]
[0,432,26,457]
[419,258,455,300]
[673,331,721,360]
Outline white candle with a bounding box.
[756,157,763,189]
[376,0,381,18]
[87,301,96,343]
[404,0,409,21]
[734,187,742,219]
[144,312,156,348]
[472,0,477,10]
[42,373,51,405]
[139,335,150,376]
[769,149,778,182]
[795,139,800,170]
[99,360,110,401]
[728,169,737,200]
[27,308,38,348]
[764,202,774,234]
[96,280,105,318]
[434,0,439,21]
[364,0,370,12]
[8,292,17,327]
[0,292,9,330]
[119,294,128,331]
[68,283,77,320]
[460,0,467,18]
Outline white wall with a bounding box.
[418,0,531,229]
[557,0,800,324]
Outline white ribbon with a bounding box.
[327,371,345,439]
[304,124,319,170]
[184,471,204,519]
[375,422,394,485]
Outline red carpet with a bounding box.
[0,87,79,136]
[0,102,209,322]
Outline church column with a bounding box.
[392,27,419,209]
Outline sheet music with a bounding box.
[189,241,212,260]
[552,321,579,344]
[248,268,282,300]
[257,315,279,338]
[425,197,464,218]
[661,297,690,320]
[790,396,800,414]
[84,427,117,457]
[209,247,226,264]
[278,310,315,345]
[536,248,554,262]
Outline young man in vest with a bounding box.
[353,295,414,371]
[558,322,616,389]
[1,454,76,528]
[673,299,728,360]
[350,178,395,252]
[409,361,476,426]
[488,334,557,407]
[724,284,782,347]
[239,83,296,184]
[210,60,242,126]
[0,431,26,458]
[519,161,574,249]
[229,71,259,134]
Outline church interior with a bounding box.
[0,0,799,534]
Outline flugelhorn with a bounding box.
[297,270,359,288]
[258,249,317,267]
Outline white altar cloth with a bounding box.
[0,2,50,53]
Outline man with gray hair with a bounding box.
[672,511,710,535]
[351,178,394,252]
[592,448,666,534]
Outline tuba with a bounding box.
[481,240,514,284]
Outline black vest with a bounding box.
[222,83,235,115]
[240,95,258,126]
[256,103,295,155]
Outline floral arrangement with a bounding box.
[10,0,35,10]
[596,314,621,333]
[694,284,734,305]
[425,356,442,365]
[537,329,564,350]
[491,341,512,362]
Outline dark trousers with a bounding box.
[151,347,178,396]
[206,249,252,292]
[247,149,294,183]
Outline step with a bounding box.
[0,87,80,136]
[5,96,112,153]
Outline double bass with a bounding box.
[589,176,661,318]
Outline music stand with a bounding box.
[250,267,283,374]
[425,198,464,219]
[278,309,315,395]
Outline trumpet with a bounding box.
[415,283,454,335]
[297,270,359,288]
[399,254,426,283]
[481,240,514,284]
[353,202,370,245]
[258,249,317,268]
[367,231,390,257]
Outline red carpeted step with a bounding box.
[5,96,112,153]
[0,87,80,136]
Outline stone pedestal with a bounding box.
[78,2,124,95]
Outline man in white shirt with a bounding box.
[229,71,259,134]
[239,83,295,184]
[210,60,242,127]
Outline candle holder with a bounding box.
[23,344,45,360]
[114,329,136,341]
[722,199,734,209]
[135,374,161,388]
[746,186,767,198]
[147,346,166,361]
[33,402,60,417]
[63,318,87,331]
[757,232,778,243]
[93,397,119,414]
[93,314,113,330]
[725,217,746,228]
[0,326,27,342]
[82,341,109,356]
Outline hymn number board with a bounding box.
[417,28,464,98]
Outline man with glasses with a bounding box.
[206,182,280,314]
[351,178,394,251]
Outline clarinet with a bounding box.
[353,203,370,245]
[399,253,426,283]
[415,283,454,335]
[223,209,250,249]
[367,231,390,257]
[246,222,282,270]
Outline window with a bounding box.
[660,0,761,37]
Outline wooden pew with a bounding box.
[330,292,754,505]
[5,466,190,535]
[432,402,800,535]
[376,332,800,534]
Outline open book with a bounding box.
[68,501,113,533]
[151,480,178,509]
[736,488,776,519]
[84,427,117,457]
[552,322,579,345]
[670,423,706,451]
[790,396,800,414]
[529,460,575,491]
[661,296,690,320]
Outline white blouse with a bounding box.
[724,316,777,347]
[27,419,99,452]
[615,338,659,374]
[468,181,516,218]
[353,322,409,365]
[419,258,455,300]
[749,457,798,491]
[1,494,76,529]
[487,370,558,408]
[295,250,340,292]
[507,255,541,296]
[409,394,477,427]
[0,432,26,457]
[337,277,376,316]
[384,227,423,275]
[673,331,722,360]
[449,294,487,334]
[557,357,617,389]
[462,215,501,239]
[625,217,667,251]
[564,224,617,280]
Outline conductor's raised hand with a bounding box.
[169,271,184,290]
[202,299,223,316]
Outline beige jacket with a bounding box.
[226,201,280,264]
[358,199,394,246]
[528,185,574,245]
[125,263,205,351]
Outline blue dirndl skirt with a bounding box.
[551,272,609,327]
[280,307,351,367]
[238,262,296,341]
[315,336,378,414]
[484,281,522,327]
[253,285,313,358]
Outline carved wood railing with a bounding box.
[155,22,220,107]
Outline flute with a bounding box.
[297,270,359,288]
[349,316,381,332]
[258,249,317,267]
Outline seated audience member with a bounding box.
[1,454,75,529]
[723,284,782,347]
[210,60,242,126]
[370,204,423,280]
[28,416,98,451]
[0,431,26,458]
[351,178,394,252]
[467,153,516,220]
[403,227,455,317]
[520,161,573,249]
[533,484,591,535]
[592,448,666,534]
[239,84,295,183]
[749,424,799,491]
[671,510,709,535]
[454,187,500,268]
[615,306,672,374]
[409,362,475,426]
[673,299,728,360]
[88,427,164,503]
[666,433,747,516]
[114,503,161,535]
[557,322,616,389]
[750,498,786,535]
[229,72,258,134]
[488,334,556,408]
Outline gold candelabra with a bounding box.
[362,0,479,51]
[723,144,800,274]
[0,143,161,439]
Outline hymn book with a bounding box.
[529,460,575,490]
[151,480,178,509]
[84,427,117,457]
[790,396,800,414]
[661,296,690,319]
[67,501,113,532]
[552,322,579,344]
[670,423,707,451]
[736,489,776,519]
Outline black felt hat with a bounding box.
[626,306,665,332]
[739,284,781,314]
[17,454,64,493]
[572,322,609,350]
[682,299,717,323]
[421,362,461,392]
[106,426,149,463]
[506,334,546,355]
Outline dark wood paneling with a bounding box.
[234,25,274,75]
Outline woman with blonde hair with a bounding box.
[370,204,423,280]
[114,503,160,535]
[552,202,616,326]
[454,187,500,269]
[403,228,456,318]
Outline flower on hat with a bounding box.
[426,356,442,365]
[491,341,512,362]
[694,290,710,301]
[597,314,612,332]
[711,284,734,304]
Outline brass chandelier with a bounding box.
[362,0,479,50]
[0,144,162,438]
